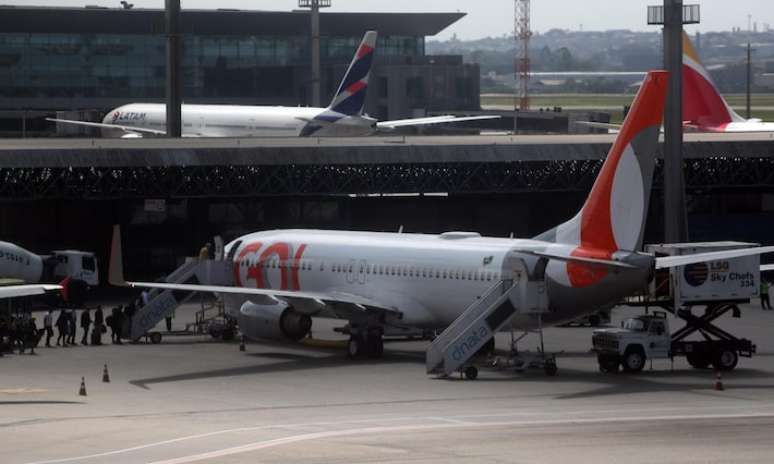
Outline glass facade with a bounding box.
[0,33,424,100]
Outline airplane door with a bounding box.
[346,259,356,284]
[358,259,367,284]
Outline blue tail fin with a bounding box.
[327,31,377,116]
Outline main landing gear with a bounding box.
[347,327,384,359]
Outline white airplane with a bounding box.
[681,31,774,132]
[109,70,774,359]
[48,31,497,138]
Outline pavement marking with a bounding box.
[144,411,774,464]
[0,388,48,394]
[25,406,774,464]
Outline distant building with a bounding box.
[0,6,480,136]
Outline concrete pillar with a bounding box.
[166,0,182,137]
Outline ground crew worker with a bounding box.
[55,309,68,346]
[198,242,212,262]
[761,280,771,310]
[43,310,54,347]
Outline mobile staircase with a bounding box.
[426,256,552,380]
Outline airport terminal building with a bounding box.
[0,6,480,136]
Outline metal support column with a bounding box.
[299,0,331,108]
[165,0,182,138]
[648,1,699,243]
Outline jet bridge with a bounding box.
[426,256,550,379]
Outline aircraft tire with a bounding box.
[464,366,478,380]
[347,336,363,359]
[686,352,711,369]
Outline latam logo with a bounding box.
[112,111,147,123]
[233,241,307,291]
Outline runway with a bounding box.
[3,304,774,463]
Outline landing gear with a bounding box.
[464,366,479,380]
[347,328,384,359]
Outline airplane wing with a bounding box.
[0,284,62,299]
[376,115,500,130]
[655,246,774,269]
[574,121,622,132]
[46,118,168,136]
[518,250,637,270]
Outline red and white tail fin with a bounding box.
[538,70,668,257]
[683,31,745,128]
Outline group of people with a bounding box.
[0,315,42,355]
[0,303,136,355]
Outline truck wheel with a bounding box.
[686,352,711,369]
[149,332,162,344]
[712,349,738,371]
[622,347,646,373]
[464,366,479,380]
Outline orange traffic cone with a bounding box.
[79,377,87,396]
[714,371,724,391]
[102,364,110,383]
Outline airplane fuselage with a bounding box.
[102,103,377,137]
[224,229,653,333]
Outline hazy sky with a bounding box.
[7,1,774,40]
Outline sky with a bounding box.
[6,0,774,40]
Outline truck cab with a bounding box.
[51,250,99,287]
[592,312,671,373]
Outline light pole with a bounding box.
[299,0,331,107]
[165,0,182,137]
[647,1,700,243]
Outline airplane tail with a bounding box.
[537,70,668,258]
[327,31,377,116]
[682,31,745,127]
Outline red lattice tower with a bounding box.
[514,0,532,111]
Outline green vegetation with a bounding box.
[481,93,774,124]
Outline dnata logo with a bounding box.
[451,325,490,362]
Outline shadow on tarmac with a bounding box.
[129,348,424,389]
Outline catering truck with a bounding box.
[593,242,759,373]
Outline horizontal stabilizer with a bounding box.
[0,284,61,299]
[655,246,774,269]
[376,115,500,130]
[519,250,637,270]
[574,121,623,132]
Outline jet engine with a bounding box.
[238,300,312,341]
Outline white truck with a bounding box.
[0,241,99,303]
[592,311,745,372]
[593,242,759,373]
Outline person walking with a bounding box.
[80,308,92,345]
[55,309,68,346]
[761,280,771,310]
[43,310,54,347]
[67,309,77,345]
[92,305,104,346]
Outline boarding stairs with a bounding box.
[426,257,549,377]
[127,258,201,340]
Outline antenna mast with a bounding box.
[515,0,532,112]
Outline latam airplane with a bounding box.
[110,71,774,359]
[49,31,496,138]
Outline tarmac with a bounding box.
[3,302,774,463]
